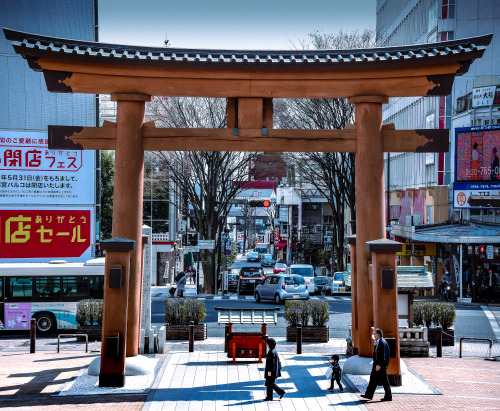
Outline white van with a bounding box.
[288,264,315,294]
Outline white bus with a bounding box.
[0,258,105,334]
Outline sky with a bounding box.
[98,0,376,50]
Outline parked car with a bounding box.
[323,272,349,295]
[312,276,328,295]
[254,274,309,304]
[261,254,276,267]
[288,264,315,294]
[273,262,287,274]
[247,251,259,262]
[238,266,265,294]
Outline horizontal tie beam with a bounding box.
[48,124,448,153]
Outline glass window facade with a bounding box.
[0,0,97,132]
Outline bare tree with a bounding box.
[275,29,375,270]
[147,97,252,293]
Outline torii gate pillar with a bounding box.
[350,95,388,357]
[111,93,150,357]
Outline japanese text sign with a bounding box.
[0,209,91,258]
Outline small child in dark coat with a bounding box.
[329,354,343,392]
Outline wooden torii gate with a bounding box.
[4,28,491,387]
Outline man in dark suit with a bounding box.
[361,328,392,402]
[263,338,285,401]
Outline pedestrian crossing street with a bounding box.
[199,294,351,301]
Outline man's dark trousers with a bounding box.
[265,378,284,399]
[365,364,391,399]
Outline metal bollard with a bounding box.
[297,324,302,354]
[30,318,36,353]
[189,321,194,352]
[436,326,442,358]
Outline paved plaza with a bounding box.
[0,334,499,411]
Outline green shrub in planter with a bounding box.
[284,301,301,326]
[421,302,434,327]
[435,302,456,329]
[309,301,329,327]
[164,298,207,325]
[299,300,310,326]
[76,299,103,326]
[182,299,207,325]
[165,298,186,325]
[413,303,424,327]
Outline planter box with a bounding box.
[286,326,329,342]
[76,326,102,341]
[165,323,207,340]
[427,327,455,346]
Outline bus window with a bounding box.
[89,276,104,299]
[35,277,61,301]
[62,276,89,301]
[8,277,33,301]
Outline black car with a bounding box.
[238,266,265,294]
[228,273,239,292]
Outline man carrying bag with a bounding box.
[361,328,392,402]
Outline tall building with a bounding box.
[0,0,98,262]
[377,0,500,294]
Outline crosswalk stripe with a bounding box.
[246,296,254,300]
[214,296,222,300]
[229,295,238,300]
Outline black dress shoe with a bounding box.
[263,398,273,401]
[360,394,372,400]
[380,397,392,401]
[279,392,285,399]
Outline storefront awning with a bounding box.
[411,222,500,244]
[275,242,287,248]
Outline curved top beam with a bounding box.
[3,28,492,98]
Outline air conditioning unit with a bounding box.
[406,215,413,226]
[413,213,422,226]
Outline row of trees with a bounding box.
[100,30,374,293]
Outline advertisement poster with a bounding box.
[4,303,31,330]
[0,207,93,262]
[455,125,500,182]
[453,181,500,209]
[0,130,95,205]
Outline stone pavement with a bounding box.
[1,335,499,410]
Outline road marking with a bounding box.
[214,296,222,300]
[482,305,500,341]
[340,296,351,301]
[310,297,320,300]
[246,296,254,300]
[229,295,238,300]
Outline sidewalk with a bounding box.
[1,336,499,410]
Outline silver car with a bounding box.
[254,274,309,304]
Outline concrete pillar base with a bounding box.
[90,355,156,377]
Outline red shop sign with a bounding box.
[0,209,91,258]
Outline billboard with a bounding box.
[0,207,94,262]
[0,131,95,205]
[455,125,500,182]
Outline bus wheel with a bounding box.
[34,313,56,333]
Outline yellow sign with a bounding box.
[397,242,436,256]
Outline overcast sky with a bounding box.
[98,0,376,50]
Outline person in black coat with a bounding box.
[361,328,392,402]
[263,338,285,401]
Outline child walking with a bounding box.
[329,354,343,392]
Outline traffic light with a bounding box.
[249,199,271,207]
[93,243,103,257]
